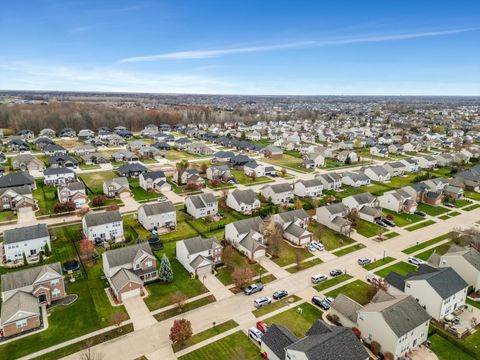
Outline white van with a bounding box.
[248,327,264,345]
[254,296,272,309]
[311,274,328,284]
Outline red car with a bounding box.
[256,321,268,334]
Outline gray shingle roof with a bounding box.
[4,224,49,245]
[0,172,35,188]
[103,243,153,268]
[44,167,75,175]
[110,268,142,292]
[232,217,263,234]
[187,193,217,209]
[1,263,62,292]
[262,183,293,194]
[139,201,175,216]
[182,236,222,255]
[331,294,363,323]
[0,291,39,326]
[141,171,165,180]
[276,209,309,223]
[261,324,298,359]
[230,189,258,205]
[296,178,323,188]
[407,265,468,299]
[84,210,122,227]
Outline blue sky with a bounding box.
[0,0,479,95]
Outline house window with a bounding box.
[146,261,152,267]
[52,289,61,298]
[51,279,59,286]
[16,319,27,328]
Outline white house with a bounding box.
[370,146,389,158]
[176,236,223,278]
[82,210,124,243]
[43,168,76,186]
[139,171,170,192]
[378,189,417,213]
[363,166,391,183]
[316,203,352,234]
[386,265,468,321]
[244,160,265,177]
[401,158,419,172]
[341,172,371,187]
[3,224,50,262]
[272,209,312,246]
[384,161,408,177]
[316,173,342,191]
[137,201,176,231]
[416,155,437,169]
[225,217,266,260]
[261,183,294,205]
[294,178,323,198]
[302,152,325,169]
[57,182,89,208]
[226,189,261,214]
[185,193,218,219]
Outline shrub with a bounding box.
[92,195,107,207]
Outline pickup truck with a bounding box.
[243,283,264,295]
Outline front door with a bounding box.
[38,294,47,304]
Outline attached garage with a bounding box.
[119,190,131,199]
[120,285,141,301]
[110,268,144,302]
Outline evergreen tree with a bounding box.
[22,252,28,265]
[158,254,173,283]
[38,252,44,264]
[44,243,51,257]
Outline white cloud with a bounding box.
[118,28,475,63]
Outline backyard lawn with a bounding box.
[262,154,313,173]
[356,219,383,238]
[272,241,314,267]
[309,223,355,250]
[230,169,273,186]
[313,274,353,292]
[178,331,259,360]
[79,170,119,194]
[128,178,162,201]
[416,203,449,216]
[332,243,366,257]
[325,280,372,305]
[382,209,424,227]
[405,220,436,232]
[32,179,57,216]
[374,261,417,278]
[264,302,323,338]
[428,334,475,360]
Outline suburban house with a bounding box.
[111,150,139,162]
[363,166,391,183]
[332,290,430,359]
[74,144,96,156]
[43,168,76,186]
[139,171,170,192]
[336,150,359,164]
[0,263,66,337]
[3,224,50,263]
[442,184,464,200]
[341,172,371,187]
[416,155,437,170]
[384,161,408,177]
[450,164,480,192]
[388,143,404,155]
[261,145,283,158]
[244,160,266,177]
[272,209,313,246]
[176,236,223,278]
[185,193,218,219]
[225,217,266,260]
[103,177,131,198]
[316,173,342,191]
[436,153,455,167]
[102,243,158,302]
[226,188,261,214]
[401,158,420,172]
[137,201,177,231]
[315,203,352,234]
[0,185,36,212]
[294,178,323,198]
[261,183,294,205]
[43,144,67,156]
[427,245,479,292]
[47,155,78,169]
[370,145,389,157]
[206,165,234,182]
[11,154,45,172]
[57,182,89,208]
[378,189,418,213]
[261,321,368,360]
[342,193,382,223]
[173,169,203,185]
[386,264,468,321]
[212,151,235,165]
[81,152,109,165]
[230,154,251,169]
[118,163,147,178]
[0,172,36,190]
[82,210,124,244]
[401,183,443,206]
[302,152,325,169]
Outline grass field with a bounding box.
[286,257,322,273]
[464,191,480,201]
[405,219,436,231]
[356,219,383,238]
[374,261,417,278]
[263,154,314,173]
[165,150,203,161]
[154,295,215,322]
[382,209,424,227]
[178,331,259,360]
[332,243,366,257]
[416,241,453,261]
[363,256,396,271]
[417,203,449,216]
[264,302,323,338]
[272,241,313,267]
[402,233,451,254]
[79,170,118,193]
[252,295,302,317]
[313,274,353,292]
[325,279,371,305]
[32,179,58,216]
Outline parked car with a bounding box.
[244,283,264,295]
[358,257,372,266]
[444,202,455,208]
[272,290,288,300]
[311,241,325,251]
[254,296,272,309]
[248,327,264,345]
[330,269,343,277]
[256,321,269,334]
[366,273,378,283]
[157,196,168,202]
[306,243,316,252]
[324,296,335,305]
[414,210,426,217]
[382,219,396,227]
[376,219,388,227]
[311,274,328,284]
[312,296,330,310]
[408,256,425,266]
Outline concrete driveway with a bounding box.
[123,296,156,330]
[202,273,233,301]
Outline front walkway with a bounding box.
[202,273,233,301]
[257,256,290,279]
[123,296,156,330]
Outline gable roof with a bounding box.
[406,265,468,299]
[110,268,143,292]
[187,193,217,209]
[232,217,263,234]
[0,172,35,188]
[181,236,222,255]
[261,324,298,359]
[103,243,153,268]
[1,263,62,293]
[262,183,293,194]
[0,291,39,326]
[139,201,175,216]
[229,188,258,205]
[84,210,122,227]
[4,224,49,245]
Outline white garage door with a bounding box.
[121,288,141,301]
[120,191,131,199]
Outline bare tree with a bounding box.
[295,250,304,270]
[109,311,128,333]
[78,339,100,360]
[265,221,284,258]
[170,291,188,313]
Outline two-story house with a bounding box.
[0,185,36,212]
[226,189,261,214]
[378,189,417,214]
[3,224,50,263]
[103,177,131,198]
[294,178,323,198]
[316,203,352,234]
[341,172,371,188]
[82,210,124,244]
[261,183,294,205]
[176,236,223,278]
[137,201,176,231]
[139,171,170,192]
[102,243,158,302]
[43,167,76,186]
[225,217,266,260]
[185,193,218,219]
[342,192,382,223]
[272,209,312,246]
[316,173,342,191]
[57,182,89,208]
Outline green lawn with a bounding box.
[416,241,453,261]
[313,274,353,292]
[264,302,323,338]
[230,169,273,186]
[161,221,200,242]
[79,170,118,194]
[464,204,480,211]
[263,154,313,173]
[382,209,424,227]
[0,210,16,222]
[416,203,449,216]
[178,331,259,360]
[356,219,383,238]
[286,258,322,273]
[332,243,366,257]
[32,179,58,216]
[464,191,480,201]
[363,256,396,271]
[429,334,475,360]
[215,249,266,285]
[325,280,372,305]
[453,199,473,208]
[128,178,162,201]
[383,232,399,239]
[402,233,451,254]
[154,295,215,322]
[272,242,313,267]
[252,295,302,317]
[375,261,417,278]
[405,219,436,231]
[172,320,239,353]
[309,223,355,250]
